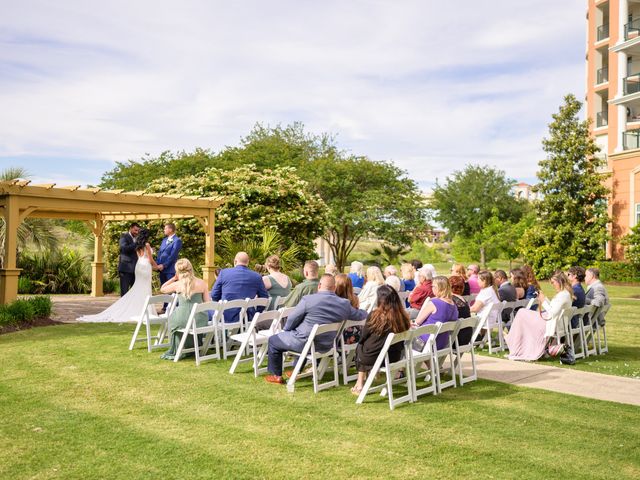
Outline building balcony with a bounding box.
[623,130,640,150]
[624,73,640,95]
[596,66,608,84]
[625,18,640,41]
[596,111,608,128]
[597,23,610,41]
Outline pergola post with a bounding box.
[0,195,21,304]
[90,216,105,297]
[202,209,216,288]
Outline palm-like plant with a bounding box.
[369,243,411,266]
[0,167,60,268]
[215,228,302,275]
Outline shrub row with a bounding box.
[594,261,640,283]
[0,296,53,327]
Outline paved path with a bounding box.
[49,295,640,406]
[468,355,640,406]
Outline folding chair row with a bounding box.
[129,294,179,352]
[472,301,506,354]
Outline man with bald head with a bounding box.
[265,274,367,384]
[210,251,269,323]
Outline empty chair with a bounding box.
[338,318,367,384]
[173,301,222,365]
[407,323,440,401]
[129,294,178,352]
[355,330,414,410]
[217,299,250,359]
[229,309,283,376]
[452,315,481,385]
[286,321,344,394]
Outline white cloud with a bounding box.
[0,0,586,186]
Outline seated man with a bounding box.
[585,267,610,326]
[210,251,269,323]
[282,260,320,307]
[494,269,517,326]
[265,274,368,384]
[567,266,586,328]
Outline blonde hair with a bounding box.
[265,255,281,271]
[350,261,364,277]
[400,263,415,281]
[385,275,401,291]
[550,272,575,300]
[432,276,452,299]
[366,266,385,285]
[175,258,196,298]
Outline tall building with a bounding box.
[587,0,640,259]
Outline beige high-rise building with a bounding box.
[587,0,640,259]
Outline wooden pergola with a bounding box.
[0,180,225,304]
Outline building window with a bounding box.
[636,203,640,226]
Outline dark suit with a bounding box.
[157,235,182,285]
[267,291,367,376]
[118,233,137,296]
[210,265,269,323]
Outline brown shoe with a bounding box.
[264,375,285,385]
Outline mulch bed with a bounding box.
[0,317,63,335]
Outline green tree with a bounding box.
[521,94,610,278]
[430,165,529,266]
[305,156,429,270]
[621,224,640,266]
[369,243,411,266]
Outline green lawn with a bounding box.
[1,323,639,479]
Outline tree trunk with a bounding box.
[480,247,486,269]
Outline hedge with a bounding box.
[0,296,53,328]
[593,261,640,283]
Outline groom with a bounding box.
[156,223,182,286]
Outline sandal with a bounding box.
[351,385,363,395]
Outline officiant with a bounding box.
[156,223,183,285]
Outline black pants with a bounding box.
[119,271,135,296]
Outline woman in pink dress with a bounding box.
[506,271,574,361]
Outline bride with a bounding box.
[78,229,157,323]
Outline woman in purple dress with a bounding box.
[414,275,459,350]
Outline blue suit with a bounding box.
[157,235,182,284]
[210,265,269,323]
[267,291,367,376]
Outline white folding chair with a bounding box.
[473,302,505,354]
[432,321,460,393]
[463,294,477,303]
[217,299,250,360]
[174,301,222,365]
[228,309,283,376]
[549,307,572,349]
[355,330,413,410]
[338,318,367,384]
[582,305,599,357]
[453,315,481,385]
[286,322,344,394]
[128,294,178,352]
[594,304,611,354]
[568,306,588,360]
[407,324,440,401]
[272,296,287,310]
[246,297,270,328]
[352,287,362,295]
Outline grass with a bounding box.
[481,284,640,379]
[1,322,639,479]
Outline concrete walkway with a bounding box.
[470,355,640,407]
[49,295,640,406]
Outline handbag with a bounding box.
[560,345,576,365]
[546,343,565,357]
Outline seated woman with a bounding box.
[352,285,411,394]
[510,268,527,300]
[262,254,292,310]
[400,263,416,292]
[336,273,362,345]
[159,258,212,360]
[450,263,470,296]
[506,272,574,361]
[449,274,472,345]
[358,266,385,312]
[521,264,540,300]
[407,267,434,319]
[348,261,365,289]
[414,275,459,351]
[469,270,500,334]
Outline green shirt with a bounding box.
[283,278,319,307]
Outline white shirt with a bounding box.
[476,286,500,327]
[542,289,572,338]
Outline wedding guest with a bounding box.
[351,285,411,395]
[414,276,459,351]
[449,274,472,345]
[211,252,269,323]
[467,264,481,294]
[585,268,610,326]
[521,264,540,299]
[400,263,416,292]
[358,266,385,312]
[348,261,365,289]
[410,259,423,284]
[160,259,211,360]
[325,264,338,276]
[156,223,182,284]
[506,272,573,361]
[450,263,470,296]
[118,222,141,296]
[407,267,434,319]
[510,268,527,300]
[470,270,500,332]
[567,266,586,328]
[262,255,292,310]
[283,260,320,307]
[383,265,403,291]
[336,273,361,345]
[494,270,516,302]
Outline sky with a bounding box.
[0,0,587,191]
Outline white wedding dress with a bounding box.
[78,251,153,323]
